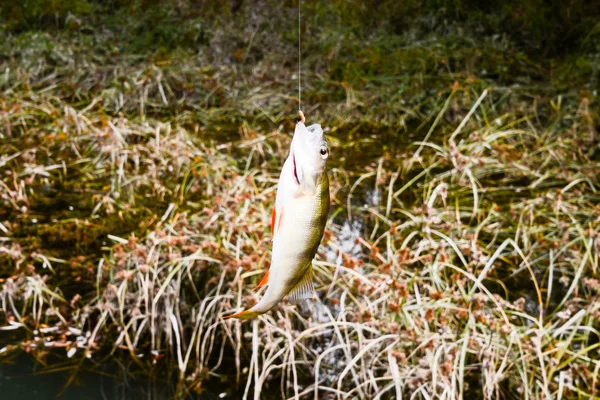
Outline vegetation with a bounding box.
[0,0,599,398]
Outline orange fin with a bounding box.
[271,208,276,236]
[276,207,284,234]
[223,309,259,320]
[272,207,285,237]
[253,269,270,291]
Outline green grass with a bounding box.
[1,1,599,398]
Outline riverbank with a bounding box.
[1,1,599,398]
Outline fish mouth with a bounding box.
[292,154,300,184]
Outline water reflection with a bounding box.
[325,219,363,264]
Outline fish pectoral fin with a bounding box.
[287,265,315,305]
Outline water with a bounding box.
[0,354,224,400]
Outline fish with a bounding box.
[225,120,330,319]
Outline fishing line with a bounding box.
[297,0,306,123]
[298,0,301,112]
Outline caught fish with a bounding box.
[226,119,330,319]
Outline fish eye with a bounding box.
[319,146,329,159]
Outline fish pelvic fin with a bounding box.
[272,206,284,237]
[252,269,270,291]
[288,264,315,305]
[223,309,260,320]
[271,208,276,236]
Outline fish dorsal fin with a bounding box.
[288,265,315,305]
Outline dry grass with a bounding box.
[1,83,599,398]
[1,3,600,399]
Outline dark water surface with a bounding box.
[0,354,224,400]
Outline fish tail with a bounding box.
[223,309,260,320]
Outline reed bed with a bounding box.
[1,3,600,399]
